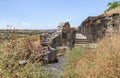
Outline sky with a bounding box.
[0,0,114,29]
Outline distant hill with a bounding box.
[0,29,56,35]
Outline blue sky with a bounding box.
[0,0,114,29]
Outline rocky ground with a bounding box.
[43,46,70,78]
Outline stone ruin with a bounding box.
[37,22,76,64]
[79,13,120,42]
[41,22,76,48]
[28,13,120,64]
[14,22,76,66]
[19,13,120,65]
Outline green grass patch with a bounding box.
[61,46,88,78]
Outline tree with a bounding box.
[105,0,120,12]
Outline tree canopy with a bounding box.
[105,0,120,12]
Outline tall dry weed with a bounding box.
[76,31,120,78]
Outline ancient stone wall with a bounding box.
[51,22,76,47]
[79,13,120,42]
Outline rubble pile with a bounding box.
[15,22,76,65]
[37,22,76,64]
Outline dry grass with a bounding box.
[105,6,120,15]
[1,35,41,59]
[76,33,120,78]
[0,33,52,78]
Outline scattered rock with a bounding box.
[18,60,27,66]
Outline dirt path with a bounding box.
[43,56,65,78]
[43,47,70,78]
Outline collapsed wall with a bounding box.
[79,13,120,42]
[36,22,76,64]
[41,22,76,48]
